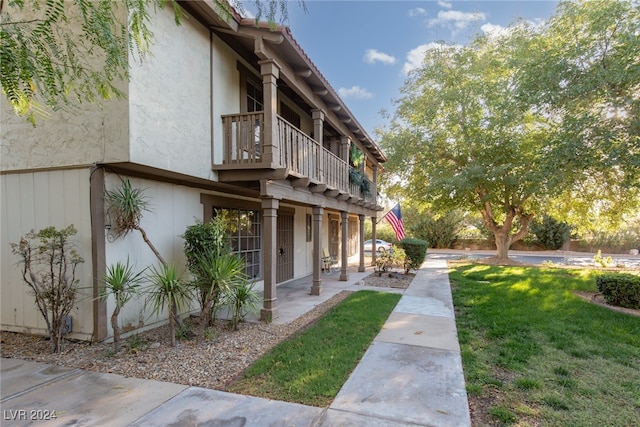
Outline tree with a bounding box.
[380,34,557,262]
[379,0,639,262]
[1,0,302,125]
[515,0,640,192]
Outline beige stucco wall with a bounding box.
[0,96,129,172]
[103,174,204,336]
[1,168,94,338]
[211,35,243,166]
[128,7,213,180]
[0,4,130,172]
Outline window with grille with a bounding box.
[214,208,262,279]
[246,79,263,113]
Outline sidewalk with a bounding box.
[1,259,471,427]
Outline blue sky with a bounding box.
[247,1,560,138]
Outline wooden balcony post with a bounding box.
[259,60,280,165]
[312,109,325,180]
[340,211,349,281]
[311,206,324,295]
[340,136,350,162]
[372,164,378,202]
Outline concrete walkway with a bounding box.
[1,259,471,427]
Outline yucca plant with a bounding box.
[146,264,192,347]
[226,280,260,331]
[101,258,145,352]
[191,250,246,343]
[105,178,166,266]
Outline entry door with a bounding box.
[276,212,294,283]
[329,216,340,259]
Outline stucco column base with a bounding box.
[311,280,323,295]
[340,272,349,281]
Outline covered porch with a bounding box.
[245,262,405,325]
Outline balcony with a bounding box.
[216,112,376,205]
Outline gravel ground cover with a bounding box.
[1,272,413,391]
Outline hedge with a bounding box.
[400,237,428,272]
[595,273,640,309]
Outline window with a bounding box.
[237,62,264,114]
[246,78,263,113]
[214,208,262,279]
[280,101,301,128]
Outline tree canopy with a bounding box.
[0,0,300,125]
[379,0,639,260]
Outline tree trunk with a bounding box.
[169,310,176,347]
[494,232,511,261]
[133,225,185,329]
[111,305,121,352]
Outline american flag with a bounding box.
[384,203,405,241]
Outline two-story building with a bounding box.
[0,1,386,342]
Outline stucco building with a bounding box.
[1,1,386,342]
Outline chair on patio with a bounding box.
[322,248,338,274]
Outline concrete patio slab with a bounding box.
[1,362,187,427]
[129,387,324,427]
[331,341,470,427]
[377,312,461,352]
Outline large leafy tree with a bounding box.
[515,0,640,190]
[1,0,300,125]
[380,0,639,261]
[380,34,557,261]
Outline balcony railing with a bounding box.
[219,112,375,202]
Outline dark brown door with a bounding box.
[329,216,340,259]
[276,212,294,283]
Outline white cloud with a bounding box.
[438,1,453,8]
[402,43,440,75]
[403,42,462,75]
[338,86,374,100]
[364,49,397,65]
[429,9,486,32]
[481,19,546,38]
[480,23,508,37]
[408,7,427,17]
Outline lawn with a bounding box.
[226,290,401,407]
[450,263,640,426]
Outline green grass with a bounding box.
[226,290,401,407]
[450,264,640,426]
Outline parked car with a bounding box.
[364,239,393,253]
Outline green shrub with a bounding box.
[410,212,461,248]
[374,246,406,274]
[400,237,428,272]
[596,273,640,309]
[183,216,230,274]
[529,215,572,250]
